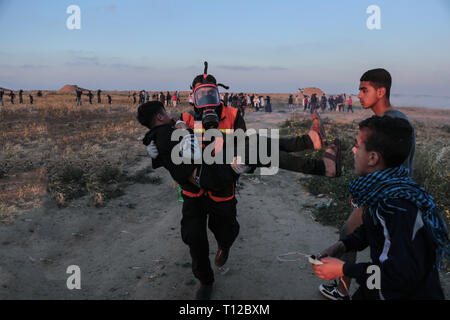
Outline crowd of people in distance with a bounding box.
[130,90,181,108]
[0,88,41,106]
[1,87,354,117]
[217,92,273,117]
[287,93,354,114]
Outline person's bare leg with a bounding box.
[308,130,322,150]
[309,114,323,150]
[337,206,363,296]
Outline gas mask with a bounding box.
[191,62,229,130]
[193,84,221,130]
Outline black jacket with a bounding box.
[342,198,445,300]
[144,124,238,194]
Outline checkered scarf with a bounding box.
[349,166,450,269]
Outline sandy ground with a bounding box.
[0,107,448,300]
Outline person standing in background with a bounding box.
[310,94,318,114]
[87,90,94,104]
[347,95,354,113]
[19,89,24,104]
[166,91,172,107]
[10,91,15,104]
[288,94,294,113]
[75,88,83,106]
[320,94,327,112]
[172,92,177,107]
[265,96,272,113]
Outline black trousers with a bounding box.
[244,134,325,176]
[181,194,239,285]
[279,135,326,175]
[215,133,326,176]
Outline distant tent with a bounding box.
[58,84,89,93]
[297,87,325,98]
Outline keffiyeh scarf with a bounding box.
[349,166,450,269]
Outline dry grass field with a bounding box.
[0,91,195,223]
[0,90,273,223]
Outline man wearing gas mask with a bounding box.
[176,62,247,300]
[145,63,341,300]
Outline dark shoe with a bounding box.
[215,248,229,268]
[319,281,350,300]
[195,284,213,300]
[323,139,342,178]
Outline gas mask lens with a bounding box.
[194,85,220,108]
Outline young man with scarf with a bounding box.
[312,115,448,299]
[318,68,417,300]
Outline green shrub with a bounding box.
[414,144,450,226]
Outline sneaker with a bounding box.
[195,284,213,300]
[319,281,350,300]
[215,248,229,268]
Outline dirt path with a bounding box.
[0,109,447,300]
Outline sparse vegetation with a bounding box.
[0,92,191,222]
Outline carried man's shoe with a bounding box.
[323,139,342,178]
[215,248,229,268]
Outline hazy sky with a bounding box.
[1,0,450,95]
